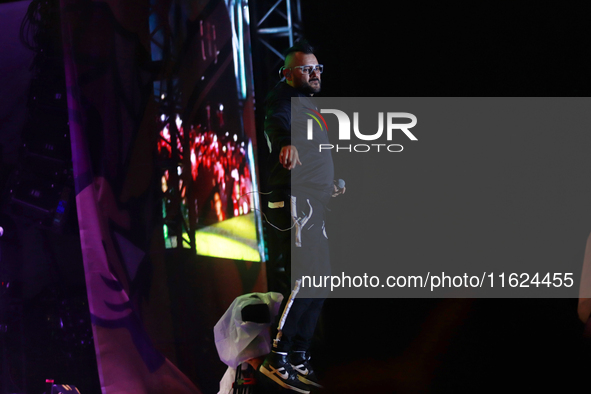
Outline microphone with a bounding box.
[336,179,345,189]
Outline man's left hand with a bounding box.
[332,183,346,197]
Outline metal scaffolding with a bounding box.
[251,0,303,76]
[248,0,305,290]
[256,0,302,58]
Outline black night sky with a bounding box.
[300,2,589,98]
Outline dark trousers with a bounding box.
[264,189,330,353]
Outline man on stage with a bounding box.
[259,39,344,393]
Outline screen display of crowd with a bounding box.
[158,110,263,262]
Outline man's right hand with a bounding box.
[279,145,302,170]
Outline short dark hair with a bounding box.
[283,38,315,58]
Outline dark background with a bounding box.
[292,2,591,392]
[301,3,589,97]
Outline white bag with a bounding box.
[214,292,283,369]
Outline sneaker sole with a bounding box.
[260,366,310,393]
[297,374,323,388]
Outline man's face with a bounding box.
[284,52,321,95]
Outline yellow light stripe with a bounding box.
[195,232,261,261]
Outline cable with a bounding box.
[237,191,297,232]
